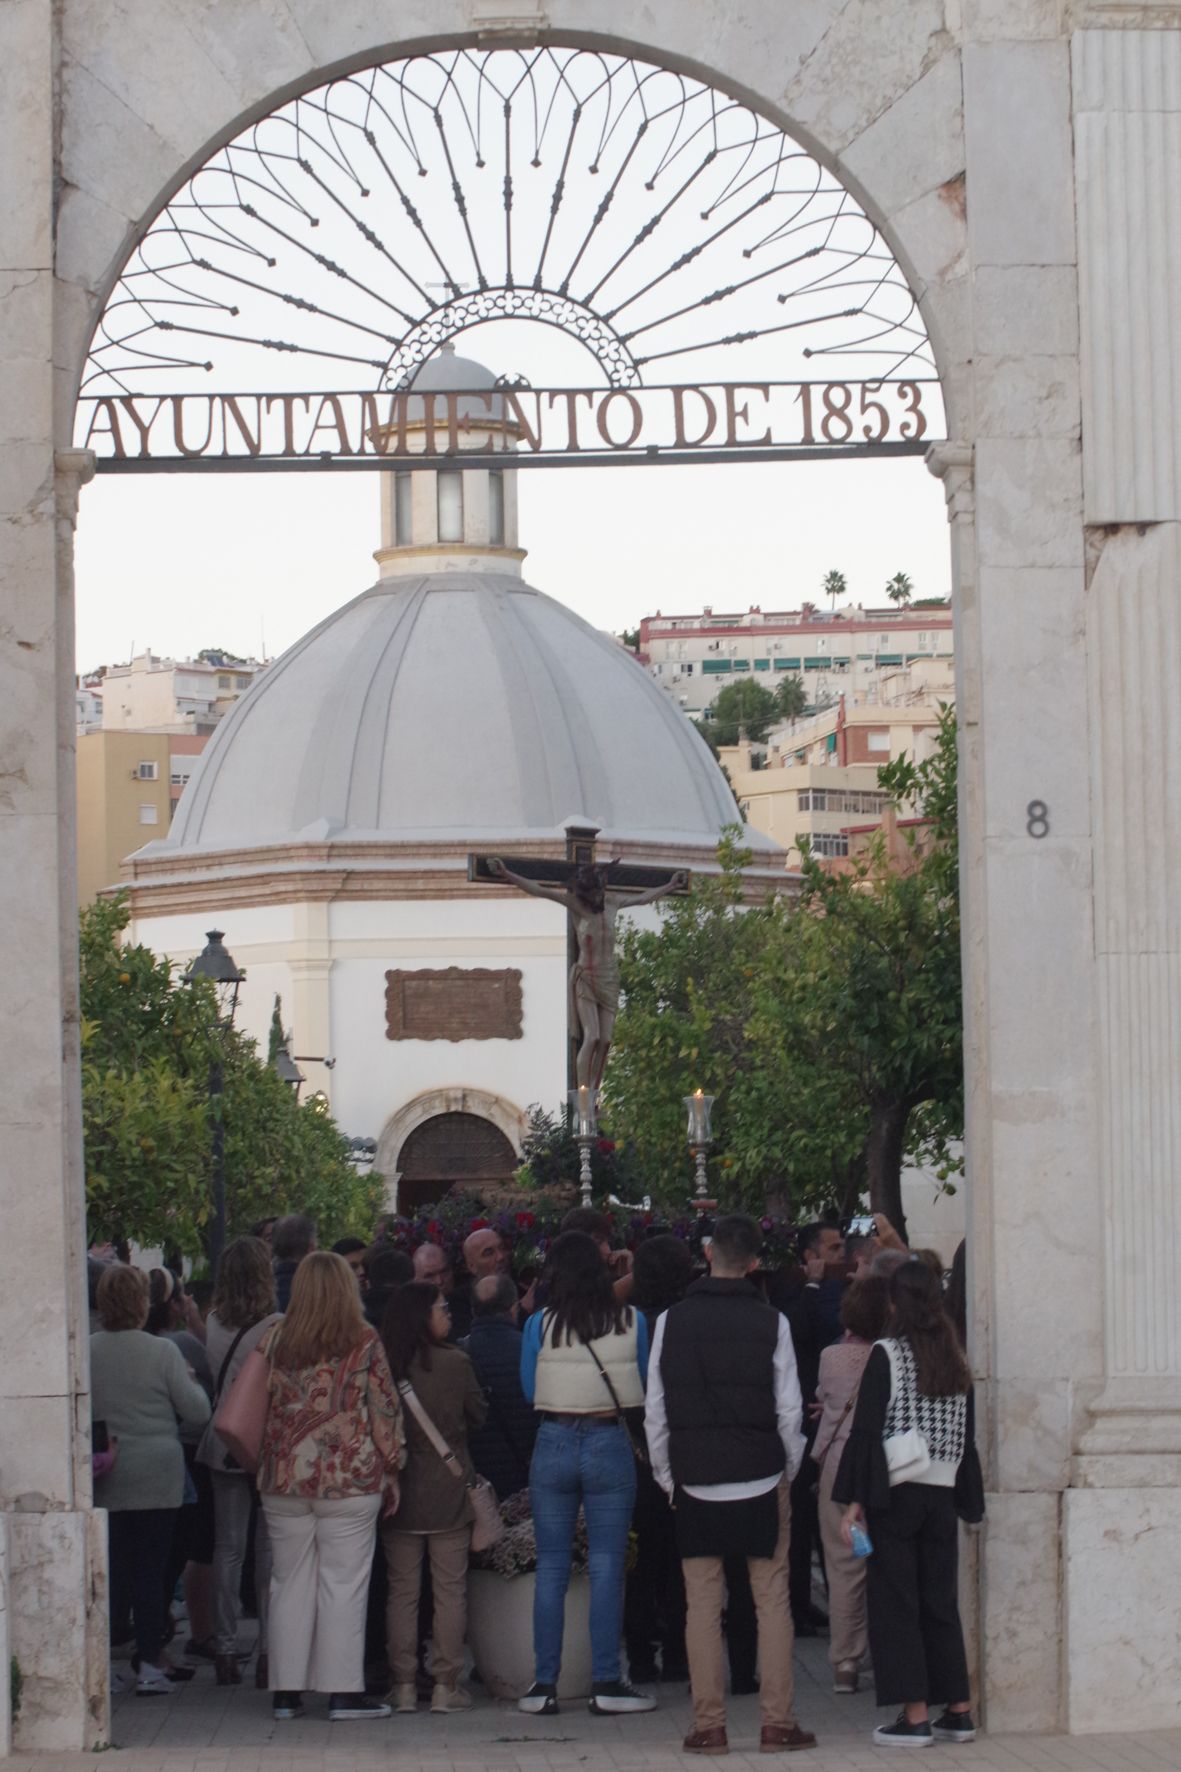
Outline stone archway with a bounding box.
[376,1087,527,1214]
[11,0,1177,1750]
[395,1112,519,1215]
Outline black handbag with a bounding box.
[584,1338,650,1468]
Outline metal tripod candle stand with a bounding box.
[685,1089,717,1213]
[569,1084,599,1208]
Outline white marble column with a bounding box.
[951,32,1103,1735]
[0,0,108,1747]
[1062,28,1181,1734]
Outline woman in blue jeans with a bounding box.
[518,1231,653,1716]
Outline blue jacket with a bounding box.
[462,1317,538,1501]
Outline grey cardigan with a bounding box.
[90,1329,211,1511]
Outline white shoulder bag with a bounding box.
[880,1339,931,1485]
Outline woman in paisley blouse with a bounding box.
[258,1251,405,1722]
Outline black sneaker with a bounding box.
[272,1691,304,1720]
[932,1709,976,1742]
[328,1693,392,1720]
[872,1711,933,1748]
[518,1682,559,1715]
[588,1679,657,1714]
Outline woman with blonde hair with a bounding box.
[258,1250,405,1721]
[199,1236,282,1687]
[90,1263,211,1696]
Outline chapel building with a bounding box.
[125,345,785,1211]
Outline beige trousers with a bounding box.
[817,1457,868,1669]
[263,1491,381,1693]
[382,1523,471,1688]
[682,1478,797,1734]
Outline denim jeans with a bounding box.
[530,1418,636,1686]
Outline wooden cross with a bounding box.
[468,821,689,1094]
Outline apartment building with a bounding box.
[100,649,264,733]
[639,599,953,717]
[721,660,954,867]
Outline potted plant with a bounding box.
[467,1489,593,1700]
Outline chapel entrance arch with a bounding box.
[396,1113,519,1216]
[376,1087,527,1216]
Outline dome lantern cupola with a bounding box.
[375,341,527,580]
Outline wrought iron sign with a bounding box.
[77,378,937,470]
[78,46,944,471]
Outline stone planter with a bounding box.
[467,1568,592,1699]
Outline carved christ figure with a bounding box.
[487,858,688,1088]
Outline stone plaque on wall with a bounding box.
[385,967,523,1042]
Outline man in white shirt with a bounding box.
[644,1214,817,1756]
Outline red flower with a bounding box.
[470,1218,490,1231]
[595,1137,616,1154]
[516,1211,536,1228]
[427,1220,441,1238]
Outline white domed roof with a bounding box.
[164,571,771,853]
[403,341,507,420]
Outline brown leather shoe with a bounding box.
[759,1723,817,1752]
[683,1725,730,1755]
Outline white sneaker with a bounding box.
[430,1683,473,1713]
[135,1662,176,1697]
[391,1682,418,1712]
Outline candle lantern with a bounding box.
[683,1090,717,1212]
[568,1085,599,1207]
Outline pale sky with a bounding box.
[73,452,950,673]
[74,52,953,674]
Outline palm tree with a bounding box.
[823,569,847,612]
[885,571,913,606]
[775,673,807,722]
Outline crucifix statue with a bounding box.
[469,822,688,1091]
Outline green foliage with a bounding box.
[885,571,914,605]
[80,896,380,1261]
[823,568,848,608]
[267,993,286,1063]
[514,1103,641,1197]
[703,679,779,747]
[606,830,846,1216]
[607,713,963,1234]
[774,673,807,722]
[619,627,640,651]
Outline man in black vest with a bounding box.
[645,1214,817,1756]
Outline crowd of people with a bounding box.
[88,1203,981,1752]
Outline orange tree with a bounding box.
[80,895,380,1260]
[605,712,962,1236]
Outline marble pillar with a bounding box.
[0,0,109,1751]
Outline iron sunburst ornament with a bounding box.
[84,46,936,400]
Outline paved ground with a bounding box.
[12,1638,1181,1771]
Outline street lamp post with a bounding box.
[185,930,245,1275]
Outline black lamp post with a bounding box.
[185,929,245,1274]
